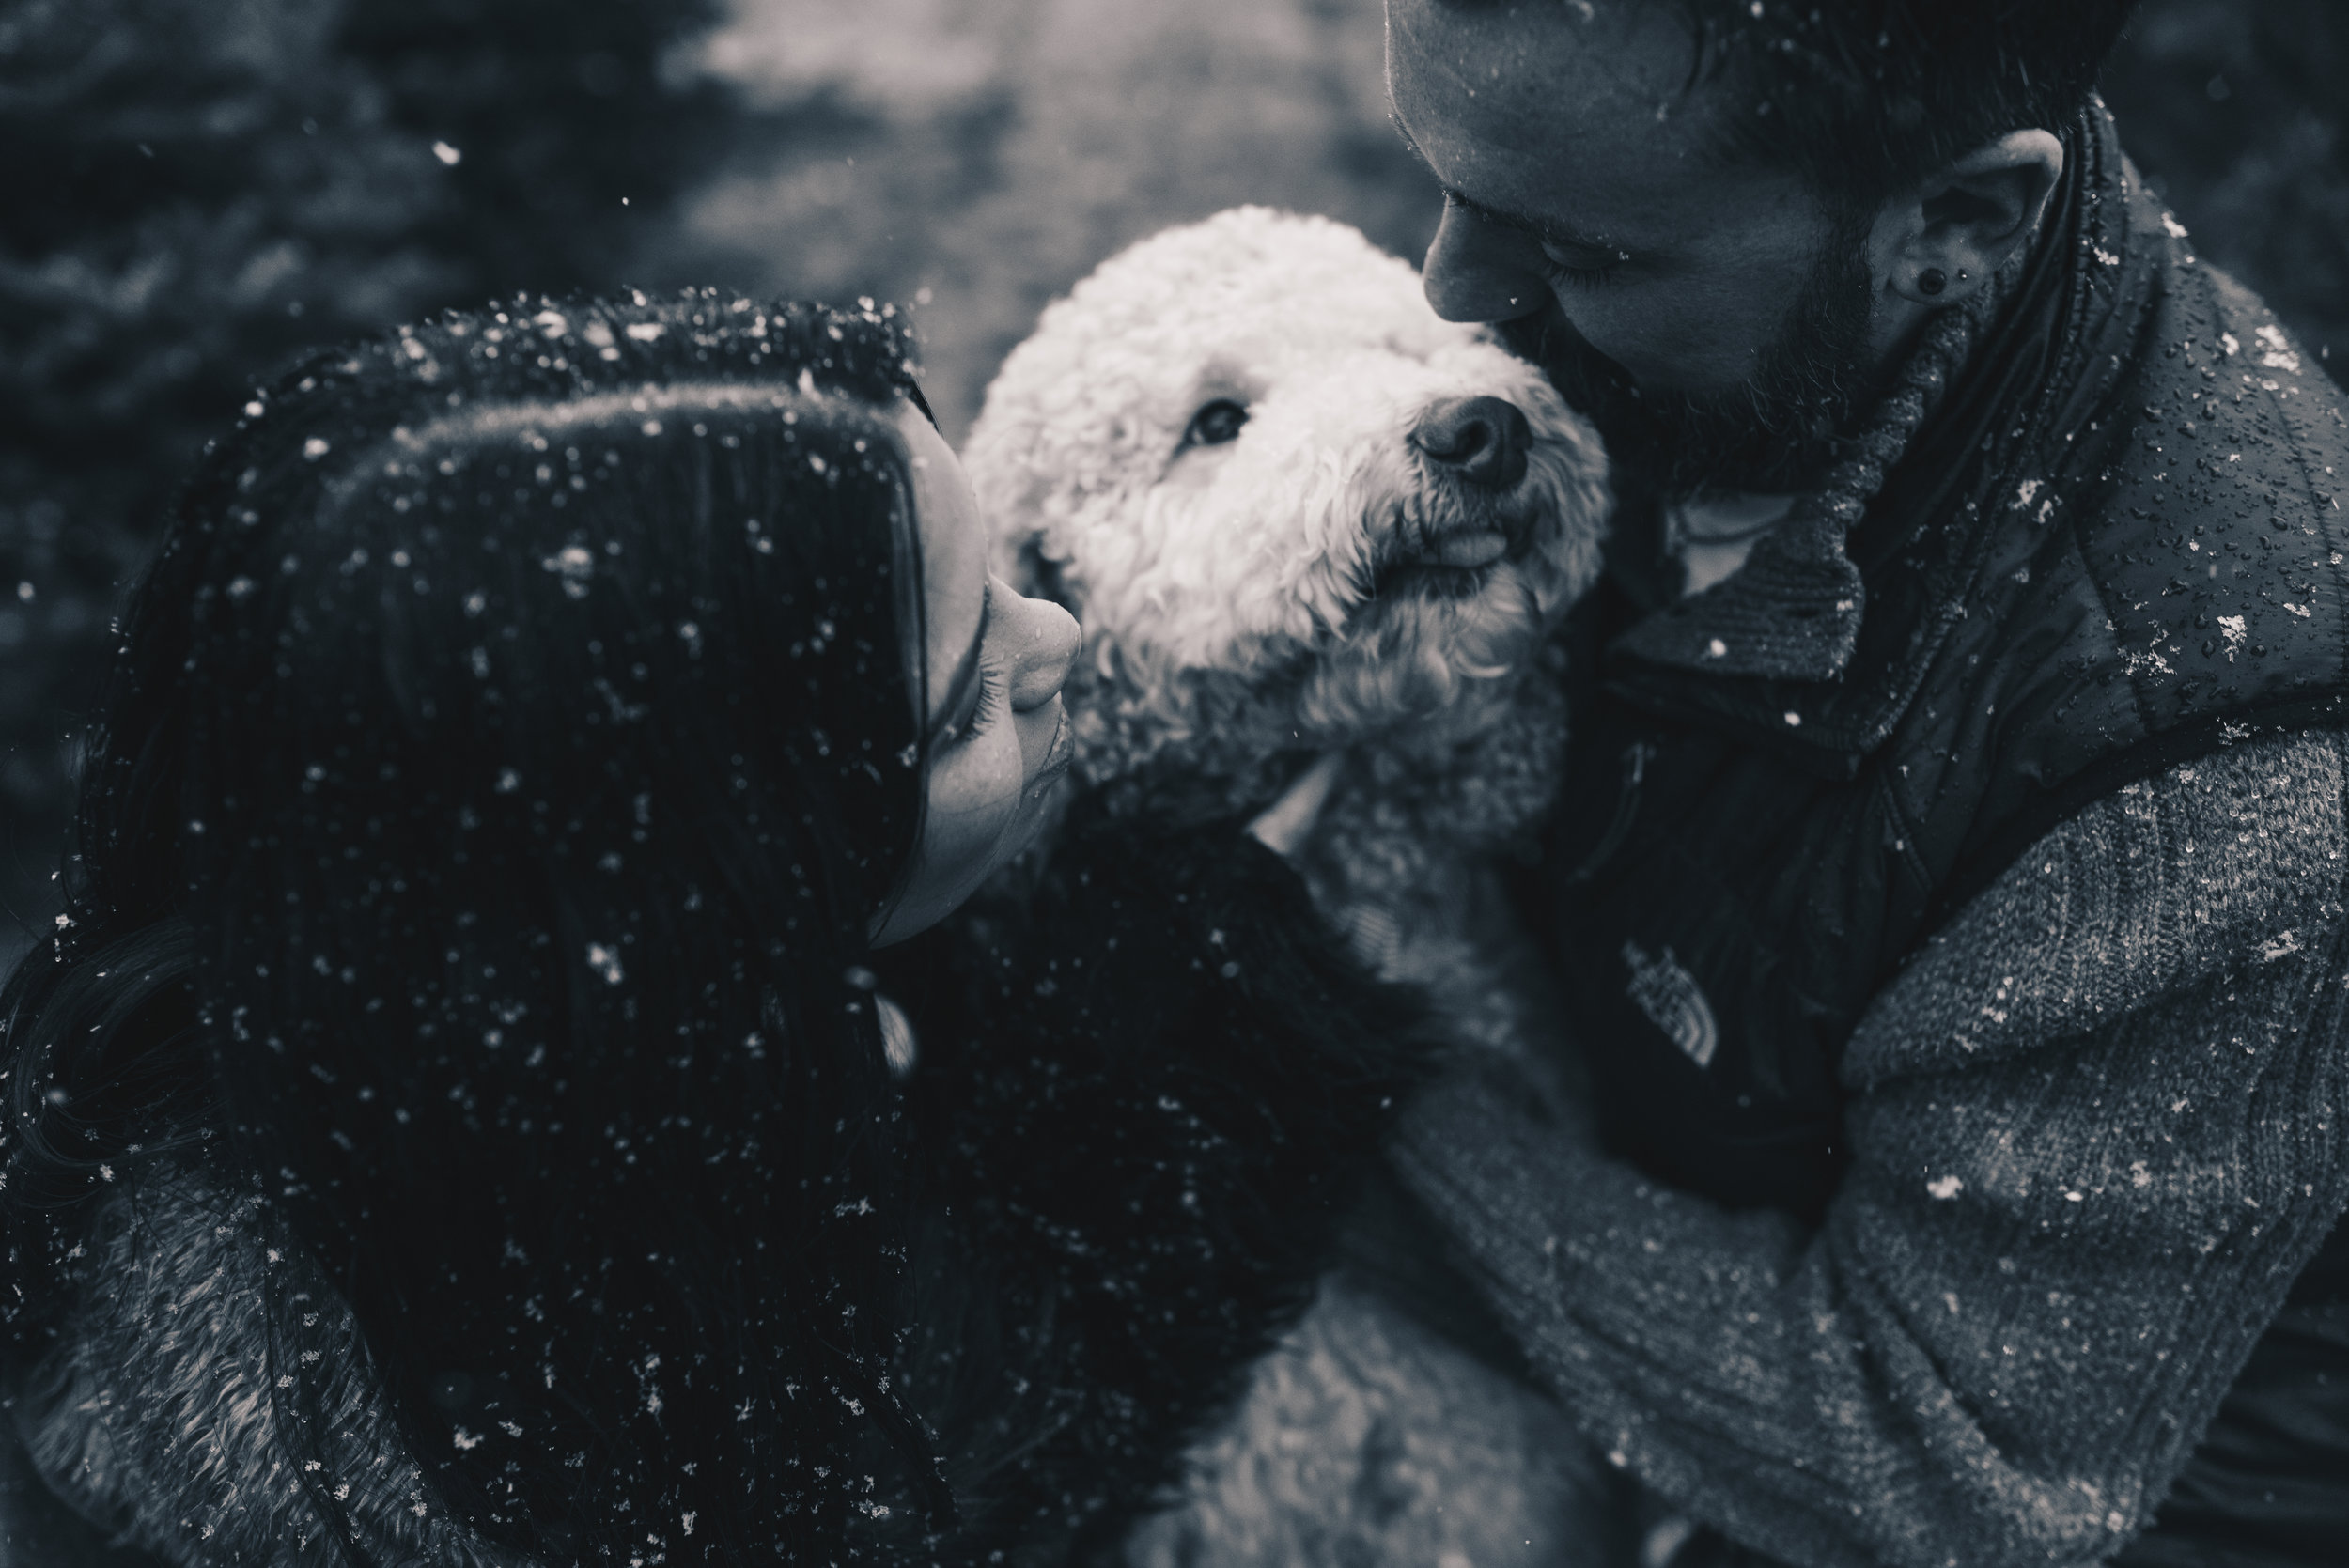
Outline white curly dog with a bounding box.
[964,207,1618,1567]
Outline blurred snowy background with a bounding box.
[1,0,2344,960]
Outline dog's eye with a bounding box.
[1179,398,1249,452]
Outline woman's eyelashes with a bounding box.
[938,664,1003,750]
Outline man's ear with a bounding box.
[1870,129,2067,309]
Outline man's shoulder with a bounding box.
[2077,242,2349,708]
[1911,247,2349,910]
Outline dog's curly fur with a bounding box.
[968,206,1604,786]
[965,208,1614,1567]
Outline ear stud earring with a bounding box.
[1919,267,1949,297]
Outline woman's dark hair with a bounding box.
[0,291,950,1560]
[1670,0,2144,210]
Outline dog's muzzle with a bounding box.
[1366,396,1543,599]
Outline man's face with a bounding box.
[1388,0,1881,497]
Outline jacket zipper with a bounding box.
[1565,739,1654,885]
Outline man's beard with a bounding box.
[1501,220,1878,500]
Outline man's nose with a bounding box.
[998,583,1081,711]
[1422,202,1552,326]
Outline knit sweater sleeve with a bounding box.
[1391,731,2349,1568]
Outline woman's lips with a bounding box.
[1027,705,1073,800]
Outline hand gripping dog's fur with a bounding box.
[964,208,1614,1567]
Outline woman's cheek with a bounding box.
[975,727,1041,861]
[918,742,1019,886]
[978,729,1034,848]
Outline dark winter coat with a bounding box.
[1395,101,2349,1568]
[0,815,1431,1566]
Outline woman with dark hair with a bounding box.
[0,294,1426,1565]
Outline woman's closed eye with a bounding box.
[928,581,994,748]
[936,663,1003,750]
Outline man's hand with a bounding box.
[1246,753,1345,860]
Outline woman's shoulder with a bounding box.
[7,1168,517,1568]
[0,1415,166,1568]
[8,1171,265,1561]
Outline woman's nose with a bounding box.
[1423,202,1551,326]
[994,581,1081,711]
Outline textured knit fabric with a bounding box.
[0,818,1433,1567]
[1392,731,2349,1568]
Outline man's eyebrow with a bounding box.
[928,583,990,741]
[1389,113,1617,255]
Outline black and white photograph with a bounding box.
[0,2,2344,1563]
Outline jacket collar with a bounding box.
[1598,104,2159,779]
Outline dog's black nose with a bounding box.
[1410,396,1532,490]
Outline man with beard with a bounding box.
[1378,3,2349,1565]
